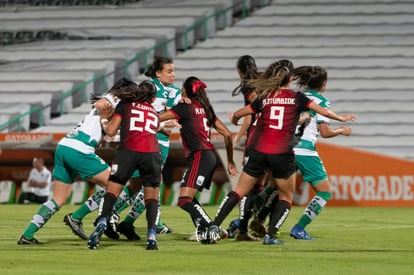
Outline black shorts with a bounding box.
[243,149,296,179]
[109,149,163,188]
[180,150,217,191]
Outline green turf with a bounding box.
[0,205,413,274]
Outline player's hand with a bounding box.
[100,103,114,119]
[180,97,191,104]
[228,162,239,177]
[340,126,352,136]
[341,114,356,122]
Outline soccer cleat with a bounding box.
[104,224,119,240]
[146,239,158,250]
[226,218,240,239]
[219,227,228,240]
[249,217,267,237]
[263,234,287,245]
[88,222,107,250]
[17,235,40,245]
[235,231,261,241]
[290,224,315,240]
[156,223,174,234]
[118,221,141,241]
[63,213,87,240]
[200,225,221,245]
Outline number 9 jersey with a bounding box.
[247,90,312,155]
[113,101,160,153]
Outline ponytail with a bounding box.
[183,76,216,128]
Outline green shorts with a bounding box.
[53,145,109,183]
[131,144,169,178]
[295,154,328,186]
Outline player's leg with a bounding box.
[263,175,293,245]
[18,180,72,245]
[290,155,331,240]
[139,151,162,250]
[263,154,295,245]
[236,190,260,241]
[117,189,145,241]
[143,186,159,250]
[62,150,110,240]
[88,150,135,249]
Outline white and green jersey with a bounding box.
[59,94,121,154]
[151,78,182,147]
[294,90,330,156]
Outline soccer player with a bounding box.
[158,76,238,239]
[290,66,353,240]
[88,80,162,250]
[16,78,129,245]
[114,56,182,239]
[205,59,356,245]
[64,57,180,241]
[229,55,264,241]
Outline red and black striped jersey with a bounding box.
[113,102,160,153]
[247,89,312,154]
[169,100,215,157]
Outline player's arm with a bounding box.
[309,102,356,122]
[215,119,239,177]
[99,102,120,137]
[319,123,352,138]
[232,115,252,148]
[230,105,254,126]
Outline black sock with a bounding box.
[145,199,158,232]
[101,192,117,219]
[238,191,255,233]
[213,191,241,227]
[268,200,291,237]
[258,190,279,221]
[95,192,117,225]
[178,196,212,228]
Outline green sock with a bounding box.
[23,199,59,239]
[72,188,106,220]
[297,191,331,228]
[123,215,136,226]
[71,204,92,220]
[113,186,132,214]
[122,191,146,225]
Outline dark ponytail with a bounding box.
[183,76,216,128]
[249,59,294,98]
[232,55,260,97]
[294,66,327,91]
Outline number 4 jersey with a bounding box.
[247,89,312,154]
[113,101,160,152]
[168,100,215,157]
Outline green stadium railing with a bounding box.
[0,74,108,132]
[59,74,108,116]
[124,40,170,79]
[0,107,43,132]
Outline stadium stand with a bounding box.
[1,0,413,164]
[0,60,117,93]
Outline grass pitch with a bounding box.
[0,204,413,274]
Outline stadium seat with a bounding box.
[0,104,31,132]
[0,60,116,95]
[0,93,52,127]
[0,49,139,81]
[0,180,16,204]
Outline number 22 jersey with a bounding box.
[113,101,160,153]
